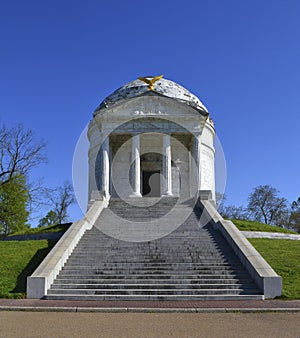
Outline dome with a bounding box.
[94,76,208,115]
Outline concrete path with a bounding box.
[1,299,300,312]
[242,231,300,240]
[0,311,300,337]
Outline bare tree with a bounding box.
[247,185,288,226]
[289,197,300,233]
[47,181,76,224]
[221,204,249,220]
[0,124,47,186]
[216,192,226,212]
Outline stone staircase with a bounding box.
[45,198,263,300]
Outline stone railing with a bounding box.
[27,199,108,299]
[196,191,282,299]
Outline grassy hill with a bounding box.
[0,223,71,298]
[232,219,297,234]
[0,240,56,298]
[249,239,300,299]
[8,222,72,236]
[0,219,299,299]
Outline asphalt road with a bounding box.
[0,312,300,337]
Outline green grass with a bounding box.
[9,222,72,236]
[232,219,297,234]
[0,240,56,298]
[249,238,300,299]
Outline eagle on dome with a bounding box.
[138,75,163,91]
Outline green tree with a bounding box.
[0,175,29,236]
[247,185,288,226]
[0,123,47,218]
[38,210,59,227]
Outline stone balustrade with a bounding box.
[27,200,108,299]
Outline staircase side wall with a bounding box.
[27,200,108,299]
[199,198,282,299]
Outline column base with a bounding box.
[129,192,142,198]
[100,190,110,202]
[162,192,173,197]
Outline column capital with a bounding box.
[130,131,140,136]
[193,131,202,138]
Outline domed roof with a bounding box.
[94,76,208,115]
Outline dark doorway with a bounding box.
[142,171,161,196]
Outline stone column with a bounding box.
[163,134,172,196]
[101,136,110,199]
[130,134,142,197]
[193,133,201,191]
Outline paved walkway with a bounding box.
[0,311,300,337]
[0,298,300,312]
[242,231,300,240]
[1,299,299,337]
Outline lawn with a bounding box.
[249,238,300,299]
[9,222,72,236]
[232,219,297,234]
[0,240,56,298]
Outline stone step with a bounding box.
[71,251,236,258]
[47,288,262,296]
[68,250,234,255]
[76,239,218,244]
[64,262,239,266]
[51,283,259,290]
[66,258,237,264]
[68,246,234,251]
[46,198,262,300]
[72,242,227,247]
[55,273,251,280]
[58,271,248,278]
[62,265,242,271]
[45,294,264,301]
[61,265,246,272]
[69,250,235,256]
[53,278,253,284]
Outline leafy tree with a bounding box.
[289,197,300,233]
[0,175,29,236]
[0,123,47,217]
[47,181,76,224]
[38,210,59,227]
[247,184,288,226]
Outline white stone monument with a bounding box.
[27,75,282,300]
[88,75,216,202]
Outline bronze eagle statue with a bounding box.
[138,75,163,91]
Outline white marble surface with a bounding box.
[88,81,216,202]
[94,77,208,114]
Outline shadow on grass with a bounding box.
[11,240,57,295]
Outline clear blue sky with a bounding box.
[1,0,299,224]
